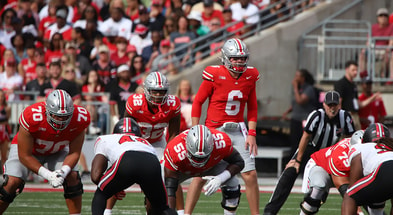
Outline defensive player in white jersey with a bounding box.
[91,117,176,215]
[0,90,91,215]
[343,123,393,215]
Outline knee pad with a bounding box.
[300,188,325,215]
[0,175,25,203]
[63,172,83,199]
[221,185,241,211]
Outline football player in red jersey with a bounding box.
[104,71,181,215]
[0,89,90,215]
[163,125,244,214]
[191,38,260,215]
[299,130,365,215]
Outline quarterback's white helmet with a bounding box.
[221,38,249,73]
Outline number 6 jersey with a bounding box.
[13,102,90,155]
[163,128,233,175]
[191,65,259,128]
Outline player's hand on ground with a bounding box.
[114,190,126,200]
[202,176,222,196]
[48,171,65,188]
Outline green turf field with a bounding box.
[6,191,379,214]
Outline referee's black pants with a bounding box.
[264,145,317,215]
[91,151,169,215]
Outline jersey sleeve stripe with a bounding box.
[202,70,214,82]
[164,153,178,171]
[19,114,29,131]
[329,158,346,177]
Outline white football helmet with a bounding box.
[143,72,169,105]
[46,89,74,131]
[350,130,364,146]
[221,38,249,73]
[186,125,214,168]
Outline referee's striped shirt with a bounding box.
[304,109,355,150]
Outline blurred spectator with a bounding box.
[0,8,18,49]
[222,7,243,37]
[81,69,108,134]
[64,41,93,82]
[129,55,146,85]
[358,73,387,130]
[359,8,393,79]
[39,60,81,103]
[62,65,82,87]
[18,43,36,84]
[177,79,195,104]
[281,69,317,155]
[107,64,138,121]
[165,0,183,18]
[10,33,27,63]
[188,10,209,37]
[17,0,39,30]
[37,1,57,39]
[142,30,162,66]
[92,44,116,85]
[230,0,259,25]
[71,27,93,59]
[0,49,16,73]
[73,4,103,29]
[252,0,270,9]
[99,4,132,40]
[130,24,152,55]
[201,0,224,27]
[151,39,180,73]
[90,34,105,61]
[44,32,64,64]
[163,17,176,39]
[85,19,104,42]
[125,0,142,21]
[0,89,11,174]
[39,0,74,22]
[44,6,73,41]
[0,58,23,101]
[110,36,129,67]
[264,0,290,22]
[207,17,224,55]
[126,44,138,65]
[72,0,101,24]
[149,0,166,32]
[25,62,48,100]
[99,0,111,20]
[170,15,196,67]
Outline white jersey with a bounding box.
[349,143,393,176]
[94,134,157,166]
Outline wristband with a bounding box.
[295,158,301,164]
[38,166,51,180]
[217,170,231,183]
[248,129,257,137]
[60,165,71,177]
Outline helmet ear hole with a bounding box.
[45,89,74,131]
[143,72,170,105]
[185,125,214,168]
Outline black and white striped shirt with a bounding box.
[304,109,355,150]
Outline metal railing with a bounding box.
[152,0,323,72]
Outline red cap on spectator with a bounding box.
[5,58,16,67]
[160,39,170,47]
[126,44,137,53]
[152,0,161,5]
[134,24,148,35]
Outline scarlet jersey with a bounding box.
[311,138,351,177]
[192,65,259,128]
[12,102,90,155]
[164,128,233,175]
[94,133,157,166]
[125,93,181,143]
[358,93,387,130]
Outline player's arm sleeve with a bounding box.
[223,148,245,176]
[247,83,258,122]
[191,80,214,118]
[63,130,86,169]
[163,148,179,171]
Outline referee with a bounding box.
[263,90,355,215]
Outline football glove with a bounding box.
[48,170,65,188]
[202,176,222,196]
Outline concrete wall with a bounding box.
[168,0,392,118]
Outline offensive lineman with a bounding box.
[191,38,260,215]
[0,89,90,214]
[163,125,244,214]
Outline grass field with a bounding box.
[6,190,370,215]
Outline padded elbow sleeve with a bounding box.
[165,177,179,197]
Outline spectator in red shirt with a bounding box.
[18,43,36,84]
[110,36,129,67]
[44,32,64,64]
[222,7,244,37]
[38,2,57,39]
[125,0,142,21]
[201,0,224,27]
[358,73,387,130]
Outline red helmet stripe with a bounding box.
[375,123,383,138]
[58,90,66,113]
[198,125,204,154]
[123,118,132,133]
[234,38,243,53]
[155,72,163,88]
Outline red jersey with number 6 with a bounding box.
[311,138,351,177]
[164,128,233,175]
[12,102,90,155]
[125,93,181,143]
[192,65,259,128]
